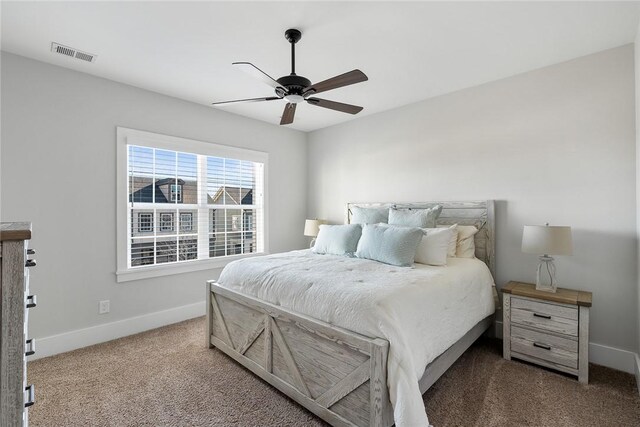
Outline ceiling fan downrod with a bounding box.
[285,28,302,75]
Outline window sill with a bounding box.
[116,252,267,283]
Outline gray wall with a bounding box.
[307,45,637,352]
[0,52,308,339]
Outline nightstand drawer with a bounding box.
[511,325,578,369]
[511,297,578,336]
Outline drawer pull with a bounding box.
[533,313,551,320]
[25,339,36,356]
[24,385,35,408]
[27,249,35,255]
[26,295,37,309]
[25,259,36,267]
[533,342,551,350]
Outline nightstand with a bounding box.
[502,281,592,383]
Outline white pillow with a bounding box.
[414,227,453,266]
[437,224,459,257]
[456,225,478,258]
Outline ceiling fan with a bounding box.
[212,28,368,125]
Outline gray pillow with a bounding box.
[355,224,423,267]
[388,205,443,228]
[351,206,389,224]
[312,224,362,255]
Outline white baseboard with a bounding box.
[31,301,206,360]
[494,320,636,374]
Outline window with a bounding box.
[160,213,174,232]
[117,127,267,282]
[138,212,153,233]
[170,184,182,202]
[180,213,193,232]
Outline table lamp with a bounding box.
[304,219,326,248]
[521,223,573,293]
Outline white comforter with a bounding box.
[218,250,495,427]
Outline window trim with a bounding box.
[116,127,269,283]
[159,212,175,232]
[138,212,154,233]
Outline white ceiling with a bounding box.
[2,1,640,132]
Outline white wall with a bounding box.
[635,24,640,383]
[307,45,637,354]
[0,53,308,347]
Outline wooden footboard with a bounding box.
[206,281,394,427]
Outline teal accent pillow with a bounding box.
[388,205,442,228]
[313,224,362,256]
[351,206,389,224]
[355,224,423,267]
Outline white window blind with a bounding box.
[125,142,265,271]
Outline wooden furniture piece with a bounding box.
[207,200,495,427]
[1,222,36,426]
[503,281,592,383]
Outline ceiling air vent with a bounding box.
[51,42,97,63]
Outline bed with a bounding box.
[206,200,496,427]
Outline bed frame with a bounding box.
[207,200,495,427]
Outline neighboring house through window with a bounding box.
[117,127,267,282]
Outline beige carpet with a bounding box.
[28,317,640,427]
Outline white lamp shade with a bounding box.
[304,219,326,237]
[522,225,573,256]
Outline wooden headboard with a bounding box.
[347,200,496,278]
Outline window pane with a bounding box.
[157,210,176,234]
[154,150,176,203]
[178,236,198,261]
[129,146,154,203]
[178,152,197,204]
[227,232,242,255]
[131,210,154,236]
[240,161,255,205]
[156,237,177,264]
[224,159,241,205]
[131,238,154,267]
[207,157,224,204]
[179,210,197,234]
[209,233,226,258]
[241,209,256,254]
[226,208,241,233]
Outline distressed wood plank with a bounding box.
[1,240,26,426]
[209,334,357,427]
[316,360,370,408]
[330,380,371,427]
[209,282,371,354]
[271,318,312,398]
[236,321,265,356]
[264,315,272,373]
[369,338,391,427]
[503,293,511,360]
[210,294,234,349]
[578,306,590,384]
[0,222,32,241]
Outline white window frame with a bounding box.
[116,127,269,282]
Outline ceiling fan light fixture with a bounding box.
[284,94,304,103]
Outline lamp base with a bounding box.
[309,237,316,249]
[535,255,557,293]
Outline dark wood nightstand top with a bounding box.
[0,222,32,241]
[503,281,592,307]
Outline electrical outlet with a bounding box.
[99,300,110,314]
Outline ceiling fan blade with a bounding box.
[306,97,363,114]
[304,70,368,95]
[280,103,296,125]
[212,96,280,106]
[233,62,286,91]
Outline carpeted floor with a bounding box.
[28,317,640,427]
